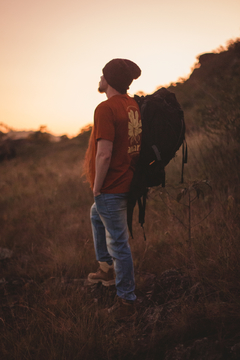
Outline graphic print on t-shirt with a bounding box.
[128,107,142,155]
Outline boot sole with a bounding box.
[87,277,115,286]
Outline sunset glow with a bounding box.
[1,0,240,136]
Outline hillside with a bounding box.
[169,38,240,140]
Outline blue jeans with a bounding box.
[90,193,136,301]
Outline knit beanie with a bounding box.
[102,59,141,93]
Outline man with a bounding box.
[84,58,142,316]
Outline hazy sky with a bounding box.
[1,0,240,136]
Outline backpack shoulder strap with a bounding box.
[138,193,147,241]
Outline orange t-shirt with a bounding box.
[88,94,142,193]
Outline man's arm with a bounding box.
[93,139,113,197]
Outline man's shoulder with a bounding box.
[96,98,111,110]
[94,100,112,119]
[96,94,137,109]
[94,95,140,121]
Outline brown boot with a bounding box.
[88,267,115,286]
[98,296,137,320]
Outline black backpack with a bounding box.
[127,87,187,238]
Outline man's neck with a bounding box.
[106,86,125,99]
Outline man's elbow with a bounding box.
[98,151,112,162]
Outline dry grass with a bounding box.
[1,133,240,359]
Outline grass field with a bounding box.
[1,132,240,359]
